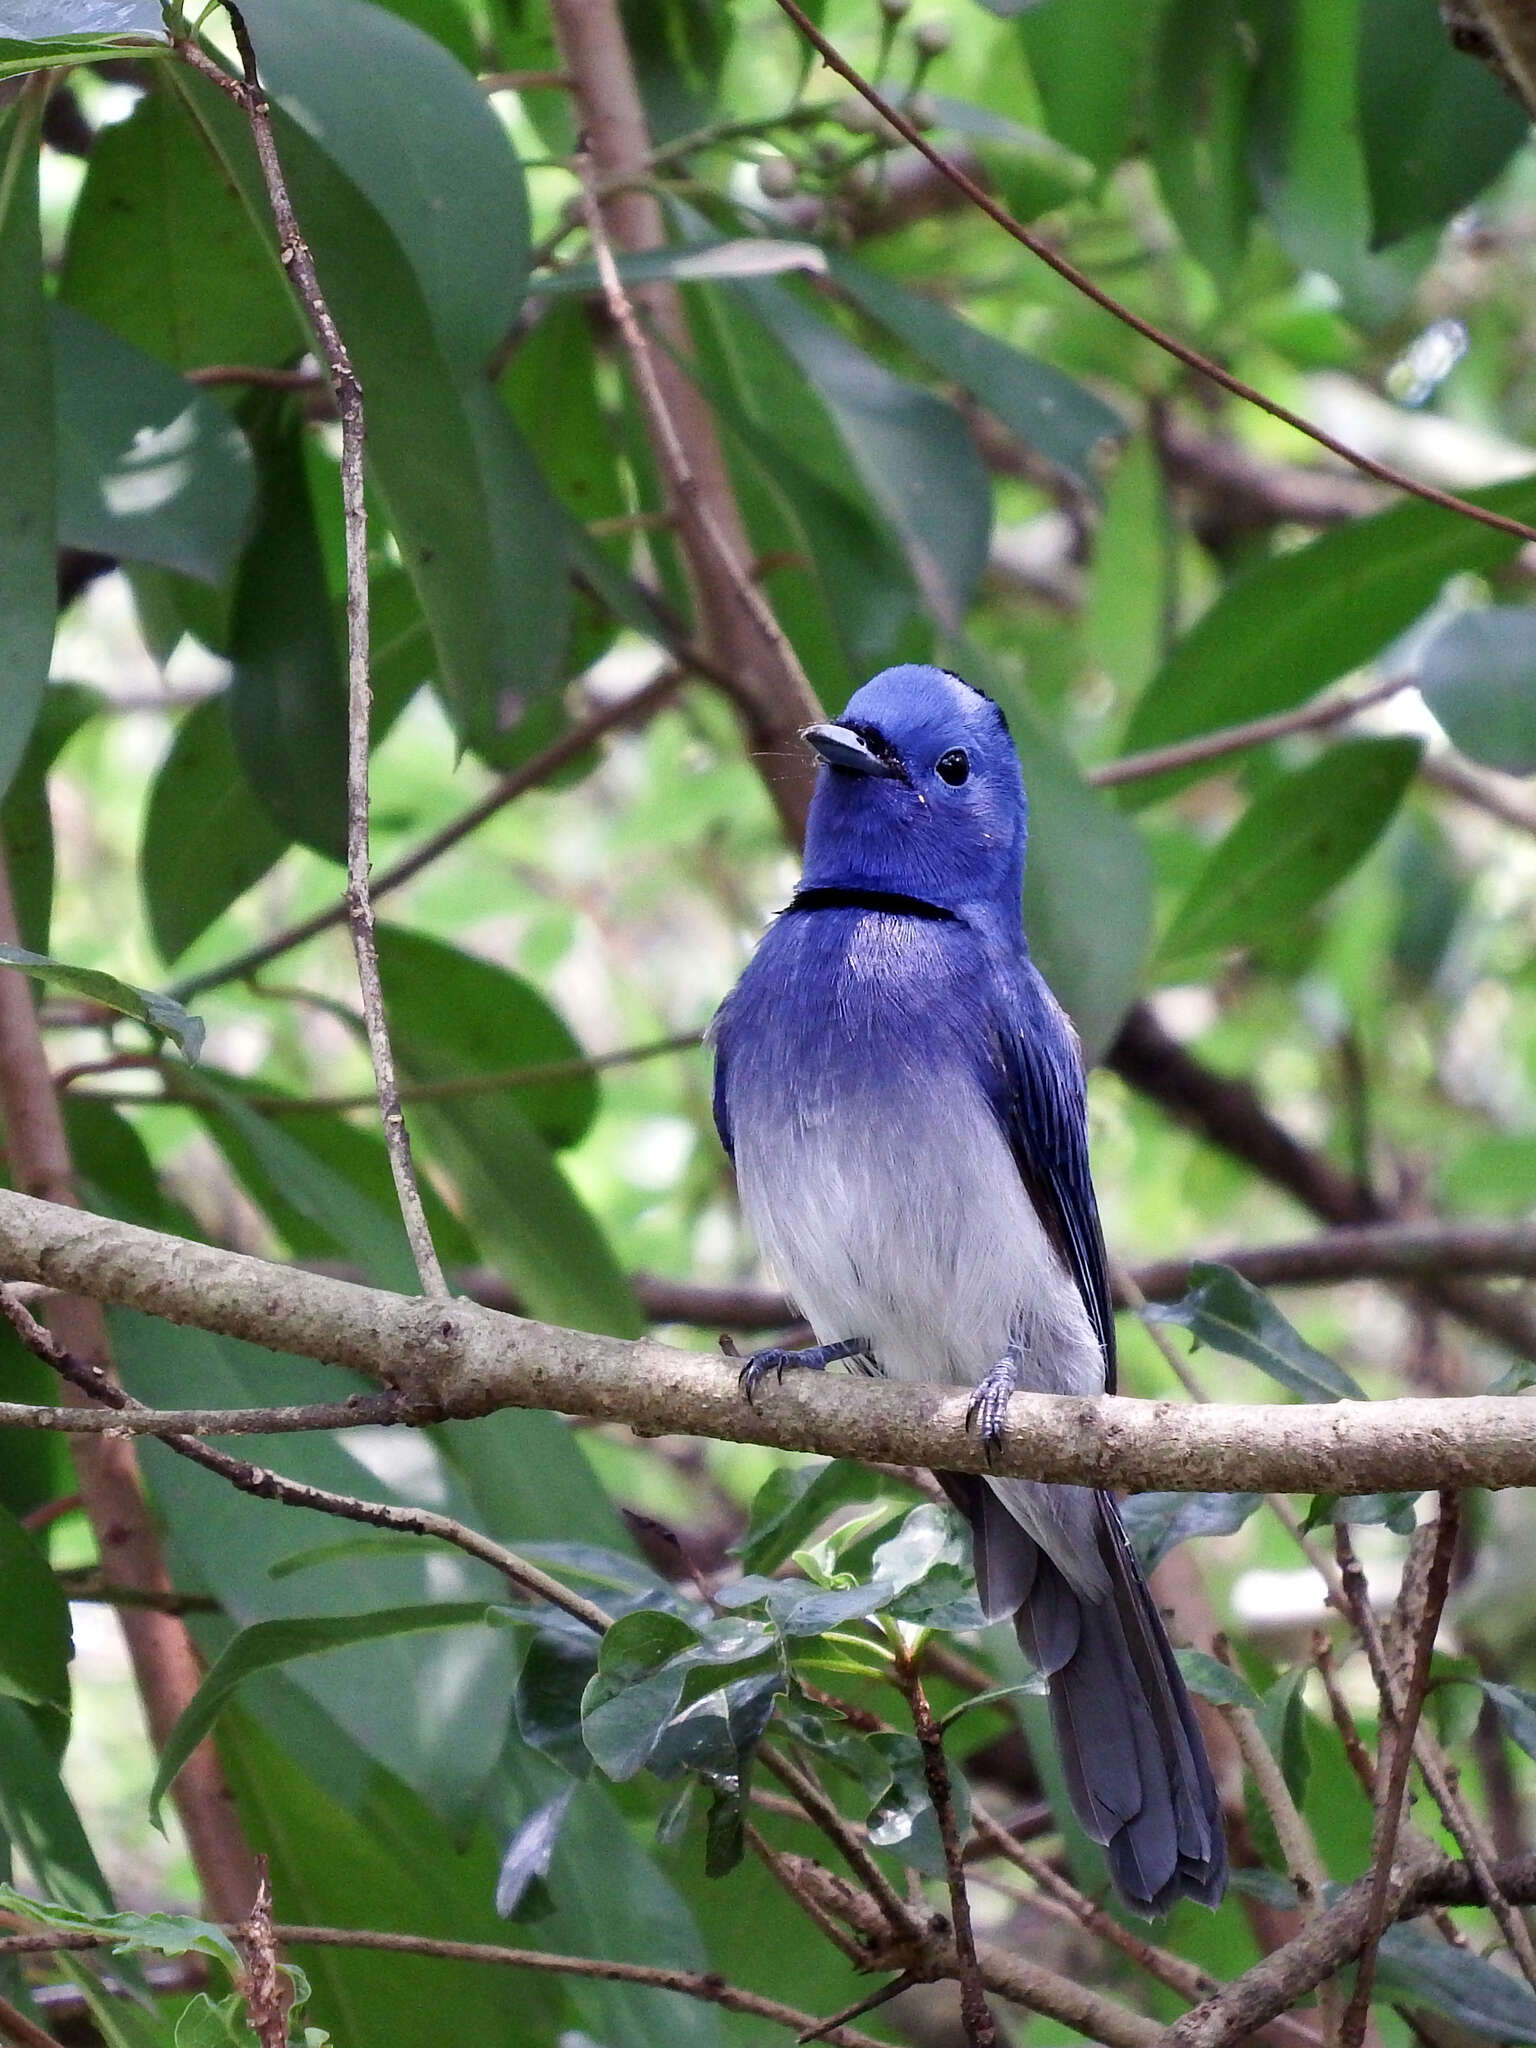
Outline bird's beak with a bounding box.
[803,723,901,778]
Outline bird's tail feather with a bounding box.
[943,1476,1226,1916]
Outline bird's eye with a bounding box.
[935,749,970,786]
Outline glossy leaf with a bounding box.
[1018,0,1165,172]
[1146,1263,1365,1402]
[1419,606,1536,774]
[0,90,52,804]
[495,1783,575,1920]
[227,412,347,857]
[739,280,992,633]
[1121,1489,1265,1572]
[1120,473,1536,798]
[1358,0,1529,248]
[0,2,160,30]
[734,1459,894,1576]
[149,1603,492,1827]
[828,254,1124,492]
[1375,1921,1536,2040]
[0,943,204,1058]
[866,1729,970,1877]
[1156,738,1422,966]
[0,1506,70,1713]
[140,694,292,965]
[1174,1650,1261,1712]
[53,305,255,582]
[60,87,303,374]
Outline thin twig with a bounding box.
[166,664,689,1004]
[770,0,1536,548]
[0,1991,65,2048]
[1088,672,1413,790]
[211,6,445,1299]
[759,1747,922,1944]
[185,363,324,389]
[1340,1499,1460,2048]
[0,1281,611,1637]
[891,1649,995,2046]
[1312,1632,1376,1797]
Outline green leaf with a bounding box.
[227,411,347,858]
[1121,1490,1265,1572]
[0,89,52,805]
[1085,435,1168,699]
[1257,1666,1312,1807]
[1358,0,1529,248]
[52,304,255,582]
[240,0,529,368]
[0,943,204,1059]
[495,1783,575,1920]
[1119,473,1536,799]
[1419,607,1536,774]
[865,1729,971,1877]
[1303,1490,1422,1536]
[1155,737,1422,967]
[1147,1263,1365,1402]
[828,254,1124,492]
[734,1460,894,1576]
[0,1711,114,1916]
[0,1886,240,1968]
[60,86,304,374]
[1375,1921,1536,2041]
[139,694,292,965]
[581,1610,700,1781]
[3,681,101,955]
[0,25,162,76]
[0,1505,70,1712]
[1479,1680,1536,1765]
[739,280,992,633]
[1173,1650,1261,1713]
[172,1994,250,2048]
[1149,0,1256,292]
[1018,0,1165,172]
[149,1603,491,1827]
[1,2,160,32]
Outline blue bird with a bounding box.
[710,663,1226,1915]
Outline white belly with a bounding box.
[733,1074,1104,1400]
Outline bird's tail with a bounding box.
[949,1478,1227,1916]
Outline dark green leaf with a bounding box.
[0,90,52,804]
[1121,1490,1265,1572]
[1173,1650,1261,1712]
[581,1610,700,1781]
[621,0,731,144]
[1479,1680,1536,1765]
[240,0,529,368]
[226,412,346,857]
[1018,0,1165,172]
[739,281,992,633]
[1156,738,1422,966]
[828,255,1124,492]
[52,305,255,582]
[1375,1921,1536,2040]
[59,87,304,374]
[0,1711,113,1916]
[0,944,204,1059]
[865,1730,970,1877]
[1358,0,1529,248]
[1419,607,1536,774]
[0,23,161,75]
[513,1623,601,1777]
[1149,0,1257,291]
[3,681,101,955]
[149,1603,491,1826]
[1147,1263,1365,1401]
[139,694,291,965]
[734,1459,894,1576]
[1120,473,1536,797]
[1304,1491,1422,1535]
[0,1506,70,1712]
[1257,1667,1311,1806]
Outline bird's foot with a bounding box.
[967,1352,1023,1464]
[721,1334,877,1407]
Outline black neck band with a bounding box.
[784,885,957,922]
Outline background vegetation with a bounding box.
[7,0,1536,2042]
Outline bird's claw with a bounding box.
[720,1334,876,1408]
[967,1355,1022,1465]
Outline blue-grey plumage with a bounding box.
[711,663,1227,1916]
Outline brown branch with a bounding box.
[185,364,324,390]
[770,0,1536,548]
[0,1991,64,2048]
[1105,1000,1536,1364]
[0,1279,612,1638]
[207,7,444,1299]
[549,0,820,839]
[237,1862,286,2048]
[1420,746,1536,836]
[166,663,689,1004]
[8,1191,1536,1492]
[891,1651,995,2046]
[1341,1498,1460,2048]
[0,857,258,1923]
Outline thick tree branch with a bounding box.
[3,1190,1536,1493]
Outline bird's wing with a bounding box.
[706,998,735,1163]
[989,964,1117,1389]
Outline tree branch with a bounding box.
[4,1190,1536,1493]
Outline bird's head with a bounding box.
[800,664,1026,923]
